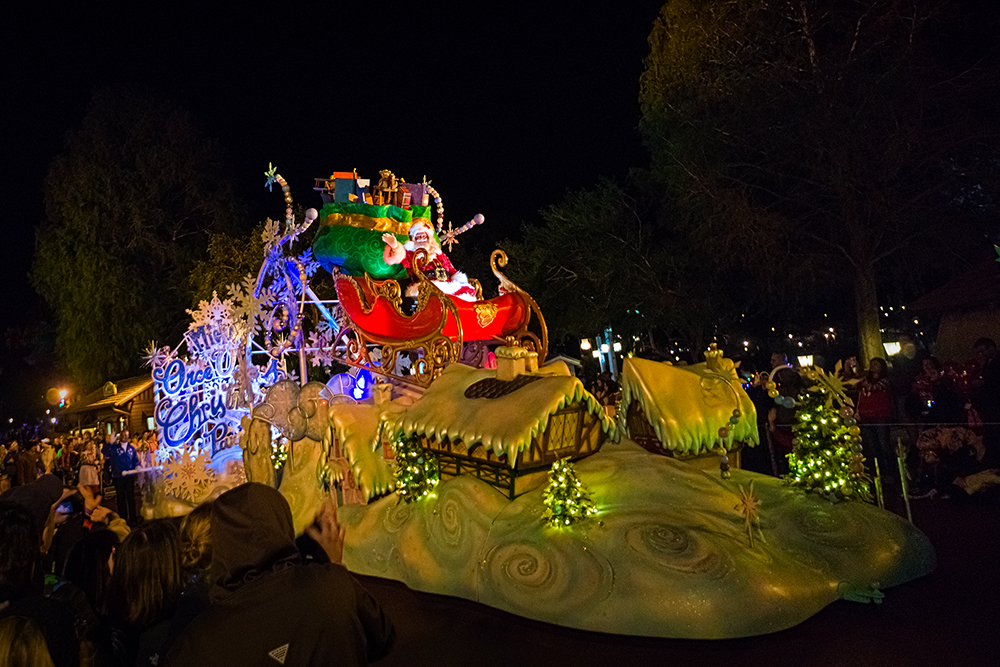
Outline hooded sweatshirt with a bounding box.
[165,484,394,667]
[0,473,64,532]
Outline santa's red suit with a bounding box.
[401,249,477,301]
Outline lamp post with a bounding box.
[582,329,621,380]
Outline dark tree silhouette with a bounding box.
[639,0,1000,362]
[34,88,241,389]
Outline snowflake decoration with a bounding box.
[264,163,279,191]
[440,220,460,252]
[262,219,282,252]
[143,341,178,370]
[229,275,277,341]
[225,459,247,487]
[308,329,334,367]
[163,449,217,502]
[186,291,235,334]
[299,249,321,278]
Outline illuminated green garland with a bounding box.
[787,388,871,502]
[393,434,440,503]
[271,436,289,469]
[542,458,597,527]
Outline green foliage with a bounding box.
[33,88,240,389]
[505,180,738,352]
[542,458,597,527]
[787,391,871,502]
[506,182,655,337]
[188,222,267,305]
[271,436,289,470]
[393,434,440,503]
[639,0,1000,362]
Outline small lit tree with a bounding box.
[787,368,871,502]
[393,434,440,503]
[542,458,598,527]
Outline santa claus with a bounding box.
[382,221,478,301]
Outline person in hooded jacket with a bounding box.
[165,484,394,667]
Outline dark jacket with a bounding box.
[108,444,139,478]
[165,484,393,667]
[16,448,42,485]
[0,473,65,531]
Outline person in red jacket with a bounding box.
[382,220,477,301]
[857,357,896,484]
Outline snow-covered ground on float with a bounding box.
[339,442,935,639]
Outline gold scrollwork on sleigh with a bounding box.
[474,303,498,328]
[489,249,549,364]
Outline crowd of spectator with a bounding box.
[0,478,394,666]
[3,332,995,665]
[1,432,154,515]
[745,335,1000,499]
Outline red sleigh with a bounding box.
[332,249,548,386]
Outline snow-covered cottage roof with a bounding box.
[618,356,758,455]
[328,401,406,500]
[381,363,614,465]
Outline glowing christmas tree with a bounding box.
[393,434,440,503]
[787,367,871,502]
[542,458,597,527]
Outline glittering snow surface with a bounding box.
[339,442,935,638]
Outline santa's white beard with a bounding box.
[403,240,441,255]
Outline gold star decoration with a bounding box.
[802,366,857,409]
[736,480,762,548]
[440,220,460,252]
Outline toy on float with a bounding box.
[140,163,935,642]
[311,168,547,387]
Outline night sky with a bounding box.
[3,3,664,317]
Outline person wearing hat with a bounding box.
[0,474,69,540]
[382,221,477,301]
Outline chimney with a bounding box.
[495,340,528,381]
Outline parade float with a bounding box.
[142,166,934,638]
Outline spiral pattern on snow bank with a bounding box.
[621,518,732,579]
[422,482,484,569]
[383,502,412,533]
[479,538,614,617]
[434,495,463,545]
[791,503,866,549]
